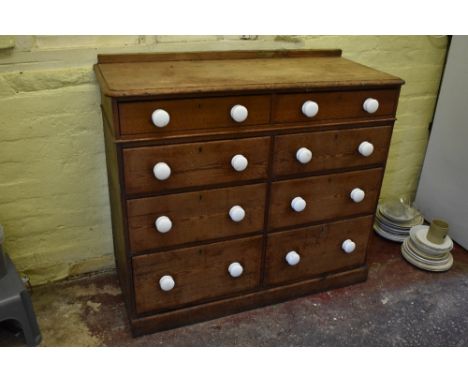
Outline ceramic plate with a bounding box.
[406,237,448,260]
[379,200,422,223]
[411,225,453,252]
[373,223,407,242]
[401,244,453,272]
[403,239,451,266]
[376,210,424,228]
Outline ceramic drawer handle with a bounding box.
[302,100,319,118]
[153,162,171,180]
[363,98,379,114]
[228,262,244,278]
[155,216,172,233]
[151,109,170,128]
[296,147,313,164]
[291,196,307,212]
[231,154,248,172]
[342,239,356,254]
[230,104,248,123]
[159,275,175,291]
[285,250,301,266]
[350,188,365,203]
[229,205,245,222]
[358,141,374,157]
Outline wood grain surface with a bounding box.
[271,89,399,123]
[123,136,270,195]
[127,183,267,253]
[119,95,270,136]
[95,52,403,97]
[264,215,373,285]
[268,168,384,229]
[273,126,393,176]
[133,236,263,314]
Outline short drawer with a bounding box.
[133,236,263,314]
[264,216,373,286]
[119,95,271,137]
[268,168,383,230]
[272,89,399,124]
[273,126,392,176]
[123,137,270,195]
[127,183,266,253]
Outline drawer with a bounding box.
[273,126,392,176]
[127,183,266,253]
[265,216,373,286]
[123,137,270,195]
[268,168,383,230]
[272,89,399,124]
[119,95,271,137]
[133,236,263,314]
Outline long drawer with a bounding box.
[127,183,267,253]
[268,168,383,230]
[271,89,399,124]
[119,95,271,137]
[264,216,373,286]
[123,137,270,195]
[133,236,263,314]
[273,126,392,176]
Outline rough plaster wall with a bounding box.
[0,35,448,285]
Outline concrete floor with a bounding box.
[2,232,468,346]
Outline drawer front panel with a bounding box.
[265,216,373,286]
[273,126,392,176]
[127,183,266,253]
[123,137,270,195]
[119,95,271,137]
[269,168,383,230]
[272,89,399,124]
[133,236,263,314]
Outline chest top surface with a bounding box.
[94,50,404,98]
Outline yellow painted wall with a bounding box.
[0,36,448,285]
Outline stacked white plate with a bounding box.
[401,225,454,272]
[373,200,424,242]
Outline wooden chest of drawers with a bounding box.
[94,49,403,336]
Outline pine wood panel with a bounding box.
[269,168,384,229]
[133,236,263,314]
[265,215,373,286]
[122,137,270,195]
[95,52,403,97]
[97,49,343,64]
[273,126,393,176]
[127,183,267,253]
[119,95,270,137]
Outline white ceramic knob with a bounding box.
[155,216,172,233]
[229,205,245,222]
[296,147,313,164]
[159,275,175,291]
[358,141,374,157]
[153,162,171,180]
[302,100,319,118]
[285,251,301,266]
[228,262,244,278]
[363,98,379,114]
[231,154,248,172]
[230,104,248,123]
[151,109,170,128]
[350,188,365,203]
[342,239,356,254]
[291,196,307,212]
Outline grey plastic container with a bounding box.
[0,225,6,278]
